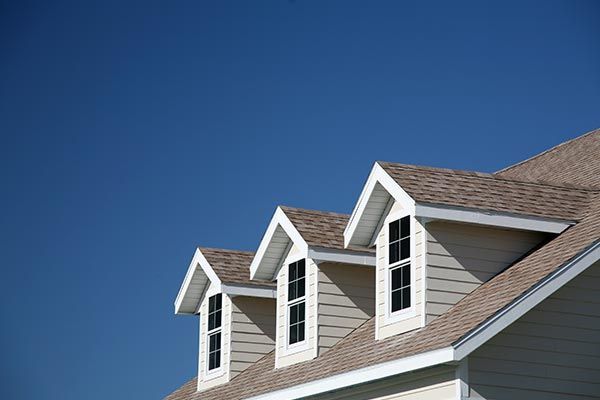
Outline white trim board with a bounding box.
[415,203,573,234]
[307,247,376,266]
[246,347,455,400]
[221,284,277,299]
[174,248,222,315]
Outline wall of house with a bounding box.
[230,296,276,378]
[317,262,376,354]
[275,245,318,368]
[197,284,231,391]
[308,365,456,400]
[468,260,600,400]
[426,222,547,323]
[376,201,425,340]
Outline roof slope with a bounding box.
[279,206,350,250]
[378,162,592,221]
[495,128,600,188]
[199,247,274,287]
[167,193,600,400]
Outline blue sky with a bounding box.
[0,1,598,399]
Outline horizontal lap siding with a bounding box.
[469,261,600,400]
[230,297,276,378]
[309,365,456,400]
[426,222,546,323]
[318,263,375,354]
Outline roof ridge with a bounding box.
[495,127,600,175]
[197,246,255,255]
[379,160,595,194]
[279,205,349,218]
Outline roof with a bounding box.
[199,247,274,287]
[378,161,592,221]
[167,128,600,400]
[495,128,600,188]
[279,206,365,251]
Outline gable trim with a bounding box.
[453,240,600,360]
[415,203,573,234]
[174,248,222,315]
[250,207,308,280]
[221,283,277,298]
[307,246,376,266]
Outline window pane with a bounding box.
[209,296,215,313]
[401,265,410,288]
[391,267,401,290]
[389,242,399,264]
[289,262,297,281]
[389,220,399,242]
[208,314,215,331]
[298,302,305,321]
[209,353,216,370]
[400,216,410,239]
[391,290,402,312]
[402,287,411,309]
[297,259,305,278]
[298,322,305,342]
[215,294,222,310]
[214,351,221,369]
[290,304,298,324]
[215,310,222,329]
[400,237,410,260]
[288,281,297,301]
[289,323,297,344]
[297,277,305,298]
[215,332,221,350]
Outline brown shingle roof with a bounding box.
[378,161,593,221]
[167,193,600,400]
[199,247,274,287]
[495,128,600,189]
[279,206,373,252]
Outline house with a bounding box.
[167,128,600,400]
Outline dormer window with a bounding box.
[207,293,222,371]
[389,216,411,313]
[287,259,306,345]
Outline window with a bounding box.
[389,216,411,313]
[207,293,222,371]
[287,259,306,345]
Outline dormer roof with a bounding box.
[250,206,375,281]
[174,247,275,315]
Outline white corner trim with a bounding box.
[344,162,416,248]
[221,284,277,299]
[455,358,469,400]
[250,207,308,280]
[453,241,600,360]
[246,347,455,400]
[174,248,222,315]
[415,203,573,234]
[307,246,376,266]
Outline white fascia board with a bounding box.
[174,248,222,315]
[246,347,455,400]
[221,284,277,299]
[307,246,376,266]
[453,241,600,360]
[415,203,573,234]
[344,162,416,248]
[250,207,308,280]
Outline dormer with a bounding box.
[174,247,276,391]
[250,206,376,368]
[344,162,576,339]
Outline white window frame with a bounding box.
[285,256,308,353]
[384,212,416,323]
[205,293,223,377]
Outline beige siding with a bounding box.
[197,285,231,391]
[309,365,456,400]
[275,246,318,368]
[317,263,376,354]
[469,260,600,400]
[426,222,546,323]
[230,296,276,378]
[376,201,425,340]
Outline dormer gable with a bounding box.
[174,247,276,391]
[250,206,376,368]
[344,162,577,339]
